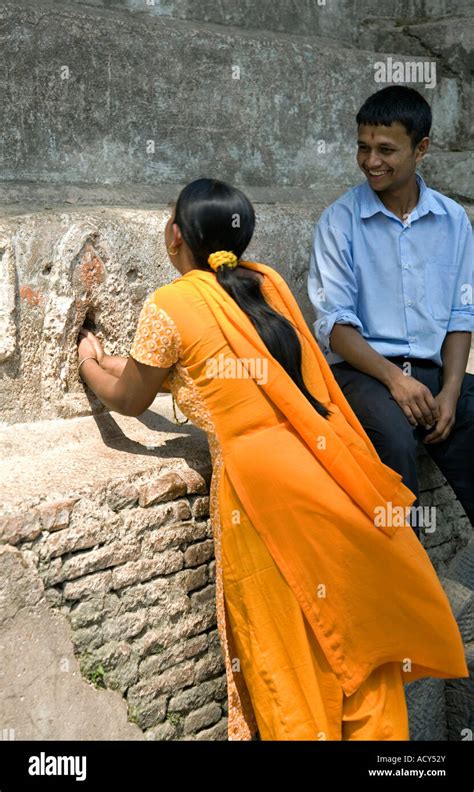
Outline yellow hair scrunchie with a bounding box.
[208,250,238,271]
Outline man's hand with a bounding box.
[387,368,440,428]
[423,385,459,444]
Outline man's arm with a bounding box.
[308,218,439,427]
[440,212,474,395]
[440,331,471,396]
[330,324,439,427]
[329,324,402,388]
[423,212,474,443]
[422,332,472,445]
[308,219,364,354]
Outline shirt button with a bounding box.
[402,264,409,269]
[406,299,413,306]
[409,336,416,342]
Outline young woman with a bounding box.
[77,178,468,741]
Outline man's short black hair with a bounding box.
[356,86,432,148]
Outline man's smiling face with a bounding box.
[356,121,427,193]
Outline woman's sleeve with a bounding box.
[129,292,181,369]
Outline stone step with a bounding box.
[0,183,344,214]
[0,153,471,210]
[0,0,467,194]
[441,577,474,645]
[445,640,474,740]
[48,0,474,45]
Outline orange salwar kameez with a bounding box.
[129,259,469,741]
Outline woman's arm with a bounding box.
[79,355,172,416]
[77,330,172,415]
[98,354,171,393]
[101,354,128,378]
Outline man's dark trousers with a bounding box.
[331,357,474,538]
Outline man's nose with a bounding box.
[365,151,383,168]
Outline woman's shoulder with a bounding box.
[147,275,191,304]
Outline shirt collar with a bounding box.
[359,171,447,220]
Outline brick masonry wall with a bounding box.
[1,460,231,741]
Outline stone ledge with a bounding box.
[0,394,210,508]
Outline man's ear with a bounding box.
[415,136,430,163]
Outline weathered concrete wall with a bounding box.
[0,547,145,740]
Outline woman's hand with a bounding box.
[77,327,105,365]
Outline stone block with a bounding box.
[440,577,474,644]
[183,702,222,734]
[447,538,474,591]
[406,676,448,740]
[0,511,42,545]
[445,641,474,739]
[139,472,187,507]
[184,539,215,568]
[63,569,113,600]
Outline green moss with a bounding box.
[85,662,106,689]
[166,712,182,727]
[128,705,140,725]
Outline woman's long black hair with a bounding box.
[174,178,331,419]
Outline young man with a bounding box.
[308,85,474,537]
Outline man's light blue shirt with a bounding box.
[308,172,474,366]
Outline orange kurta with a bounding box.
[129,259,469,740]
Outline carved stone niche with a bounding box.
[40,221,140,420]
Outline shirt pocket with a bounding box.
[424,256,459,322]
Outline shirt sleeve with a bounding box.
[129,292,181,368]
[447,212,474,333]
[308,219,363,354]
